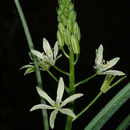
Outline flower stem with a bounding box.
[65,49,75,130]
[53,65,70,76]
[75,73,97,87]
[47,69,58,82]
[14,0,49,130]
[73,91,103,121]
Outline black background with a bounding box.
[0,0,130,130]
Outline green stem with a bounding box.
[14,0,49,130]
[53,65,70,76]
[47,69,69,92]
[65,49,75,130]
[73,91,103,121]
[47,69,58,82]
[61,47,69,58]
[75,73,97,87]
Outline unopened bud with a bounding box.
[57,30,64,47]
[67,19,73,33]
[73,21,81,41]
[63,7,70,18]
[60,15,67,26]
[69,10,76,21]
[71,34,80,54]
[69,3,74,11]
[58,23,65,34]
[64,28,71,46]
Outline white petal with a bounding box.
[102,70,125,76]
[61,93,83,107]
[20,65,34,69]
[30,104,54,111]
[31,50,44,59]
[36,87,55,106]
[54,41,59,59]
[59,108,76,119]
[43,38,53,58]
[56,77,65,103]
[103,57,120,71]
[95,44,103,65]
[50,110,58,129]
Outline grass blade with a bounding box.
[84,82,130,130]
[116,114,130,130]
[14,0,49,129]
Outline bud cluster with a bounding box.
[57,0,80,54]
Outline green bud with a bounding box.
[64,28,71,46]
[24,67,35,75]
[58,23,65,34]
[73,21,81,41]
[69,3,74,11]
[60,15,67,26]
[71,34,80,54]
[63,7,70,18]
[67,19,73,33]
[69,10,76,21]
[57,8,62,16]
[57,30,64,47]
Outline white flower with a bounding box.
[30,77,83,129]
[94,44,125,76]
[31,38,62,69]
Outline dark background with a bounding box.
[0,0,129,130]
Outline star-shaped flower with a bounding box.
[20,38,62,74]
[31,38,61,67]
[94,44,125,76]
[30,77,83,129]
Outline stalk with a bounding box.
[65,49,75,130]
[14,0,49,129]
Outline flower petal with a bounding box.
[30,104,54,111]
[56,77,65,103]
[50,110,58,129]
[61,93,83,107]
[54,41,59,59]
[20,65,34,70]
[36,87,55,106]
[43,38,53,58]
[95,44,103,65]
[103,57,120,71]
[31,50,44,59]
[102,70,125,76]
[24,67,35,75]
[59,108,76,118]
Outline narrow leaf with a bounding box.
[84,82,130,130]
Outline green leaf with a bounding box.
[116,114,130,130]
[84,82,130,130]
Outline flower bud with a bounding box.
[67,19,73,33]
[69,3,74,11]
[64,28,71,46]
[73,21,81,41]
[69,10,76,21]
[71,34,80,54]
[63,7,70,18]
[57,30,64,47]
[58,23,65,34]
[60,15,67,26]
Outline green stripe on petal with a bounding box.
[36,87,55,106]
[56,77,65,103]
[61,93,83,107]
[103,57,120,71]
[50,110,58,129]
[30,104,54,111]
[31,50,44,59]
[102,70,125,76]
[60,108,76,119]
[95,44,103,65]
[54,41,59,60]
[43,38,53,58]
